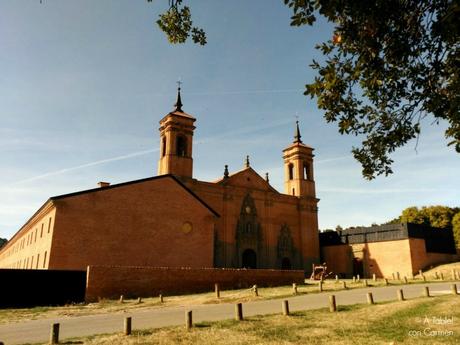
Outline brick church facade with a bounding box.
[0,88,320,272]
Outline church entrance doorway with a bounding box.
[281,257,291,270]
[242,249,257,269]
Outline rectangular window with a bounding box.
[43,251,47,268]
[26,257,29,269]
[34,228,38,242]
[40,223,44,238]
[36,254,40,269]
[48,217,52,233]
[31,255,34,269]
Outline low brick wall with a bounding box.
[85,265,304,302]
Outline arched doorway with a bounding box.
[242,249,257,269]
[281,257,291,270]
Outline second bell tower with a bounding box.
[157,86,196,179]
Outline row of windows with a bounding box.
[1,251,48,270]
[0,217,53,261]
[288,162,311,180]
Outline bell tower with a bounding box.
[157,85,196,179]
[282,121,316,197]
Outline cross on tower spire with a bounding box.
[174,80,183,112]
[294,119,303,144]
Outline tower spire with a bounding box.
[174,80,183,112]
[294,120,302,143]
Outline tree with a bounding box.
[452,212,460,248]
[152,0,460,179]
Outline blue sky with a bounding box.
[0,1,459,239]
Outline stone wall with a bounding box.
[85,265,304,302]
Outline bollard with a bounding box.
[119,295,124,303]
[364,279,368,287]
[185,310,193,330]
[391,273,395,280]
[50,323,60,344]
[384,278,389,286]
[235,303,243,321]
[451,284,458,295]
[335,275,339,282]
[319,280,323,292]
[440,272,444,281]
[329,295,337,312]
[366,292,374,305]
[342,281,347,289]
[404,276,408,284]
[253,285,259,297]
[423,286,430,297]
[292,283,298,295]
[357,274,360,282]
[137,297,142,304]
[397,289,405,301]
[159,294,164,303]
[422,274,426,282]
[124,317,132,335]
[352,276,356,283]
[282,300,290,316]
[372,273,376,282]
[435,272,439,280]
[215,283,220,298]
[451,269,456,280]
[396,272,400,280]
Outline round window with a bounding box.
[182,222,193,234]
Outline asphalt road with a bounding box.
[0,281,458,345]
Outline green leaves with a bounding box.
[151,0,207,45]
[297,0,460,179]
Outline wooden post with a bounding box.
[282,300,290,316]
[423,286,430,297]
[372,273,376,282]
[403,276,408,284]
[397,289,405,301]
[318,280,323,292]
[253,285,259,297]
[159,294,164,303]
[119,295,124,303]
[50,323,59,344]
[451,284,458,295]
[342,281,347,289]
[124,317,132,335]
[329,295,337,312]
[235,303,243,321]
[185,310,193,330]
[215,283,220,298]
[292,283,298,295]
[366,292,374,305]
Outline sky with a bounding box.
[0,1,459,240]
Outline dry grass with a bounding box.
[64,295,460,345]
[3,260,459,325]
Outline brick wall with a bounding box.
[85,265,304,302]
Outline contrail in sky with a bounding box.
[10,117,298,186]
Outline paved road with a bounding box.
[0,281,458,345]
